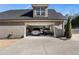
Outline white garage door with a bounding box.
[0,26,24,38]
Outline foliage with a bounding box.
[6,33,13,39]
[65,16,72,39]
[71,16,79,28]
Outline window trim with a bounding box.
[35,7,45,16]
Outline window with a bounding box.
[35,7,45,16]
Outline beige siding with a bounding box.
[25,21,63,25]
[0,20,64,38]
[0,26,24,38]
[54,21,64,37]
[55,27,63,37]
[0,22,24,26]
[54,21,63,25]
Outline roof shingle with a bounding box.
[0,9,66,20]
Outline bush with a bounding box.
[65,16,72,39]
[20,35,24,38]
[6,33,13,39]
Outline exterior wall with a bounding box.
[0,26,24,38]
[54,21,63,26]
[0,22,24,25]
[55,27,63,37]
[32,4,48,7]
[54,21,64,37]
[0,20,64,38]
[0,22,24,38]
[25,21,54,25]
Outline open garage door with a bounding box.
[26,25,54,36]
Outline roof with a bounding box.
[0,9,66,20]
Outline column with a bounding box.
[53,25,56,37]
[50,24,56,37]
[24,23,26,38]
[62,21,64,36]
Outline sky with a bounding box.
[0,4,79,15]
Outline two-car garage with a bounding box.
[0,20,64,39]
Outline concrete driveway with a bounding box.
[0,36,79,55]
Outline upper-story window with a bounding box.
[35,7,45,16]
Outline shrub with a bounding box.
[20,35,24,38]
[6,33,13,39]
[65,16,72,39]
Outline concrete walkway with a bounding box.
[0,36,79,55]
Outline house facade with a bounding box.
[0,4,66,38]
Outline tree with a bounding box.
[65,16,72,39]
[71,16,79,28]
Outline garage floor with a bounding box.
[0,36,79,55]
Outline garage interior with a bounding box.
[26,25,54,36]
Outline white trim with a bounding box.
[53,23,56,37]
[0,20,65,22]
[62,21,65,36]
[25,22,56,37]
[24,23,26,38]
[50,23,56,37]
